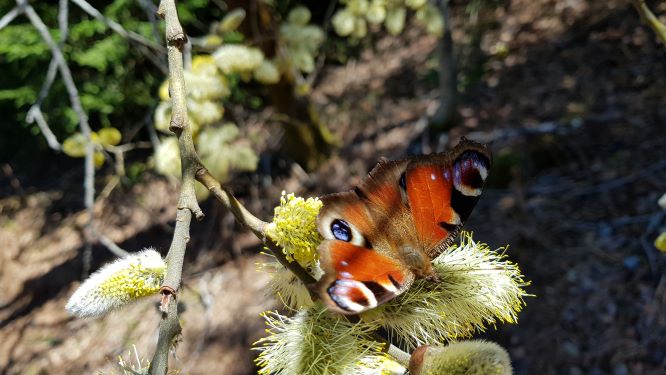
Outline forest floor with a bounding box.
[1,0,666,374]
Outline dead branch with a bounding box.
[20,0,97,276]
[71,0,164,52]
[71,0,167,73]
[6,1,151,263]
[26,0,69,152]
[26,107,61,151]
[0,4,23,30]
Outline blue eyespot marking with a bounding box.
[331,219,352,242]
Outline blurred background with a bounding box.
[1,0,665,374]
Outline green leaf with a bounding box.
[0,24,52,61]
[0,87,37,107]
[72,35,128,71]
[69,19,106,40]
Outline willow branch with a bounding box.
[387,342,411,367]
[196,170,318,286]
[149,1,318,370]
[150,294,181,375]
[147,1,203,373]
[195,170,266,237]
[632,0,666,44]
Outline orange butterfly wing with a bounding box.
[406,139,491,256]
[318,241,413,314]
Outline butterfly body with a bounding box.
[316,139,491,314]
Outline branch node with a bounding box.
[159,288,175,312]
[195,166,210,182]
[156,2,166,19]
[192,207,205,221]
[168,113,185,132]
[168,31,187,48]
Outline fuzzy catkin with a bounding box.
[66,248,165,318]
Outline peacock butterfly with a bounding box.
[316,138,491,314]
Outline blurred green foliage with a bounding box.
[0,0,221,171]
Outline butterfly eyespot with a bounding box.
[331,219,352,242]
[453,151,489,196]
[327,279,377,312]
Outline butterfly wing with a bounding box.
[405,139,491,258]
[317,240,414,314]
[316,163,417,314]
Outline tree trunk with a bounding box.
[269,79,338,171]
[429,0,458,132]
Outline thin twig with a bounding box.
[98,234,131,258]
[110,141,153,153]
[146,111,162,149]
[25,0,69,152]
[104,141,152,177]
[71,0,167,73]
[369,331,411,366]
[195,169,317,286]
[632,0,666,44]
[26,107,61,151]
[21,0,97,277]
[71,0,165,52]
[195,170,266,237]
[138,0,162,46]
[0,4,23,30]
